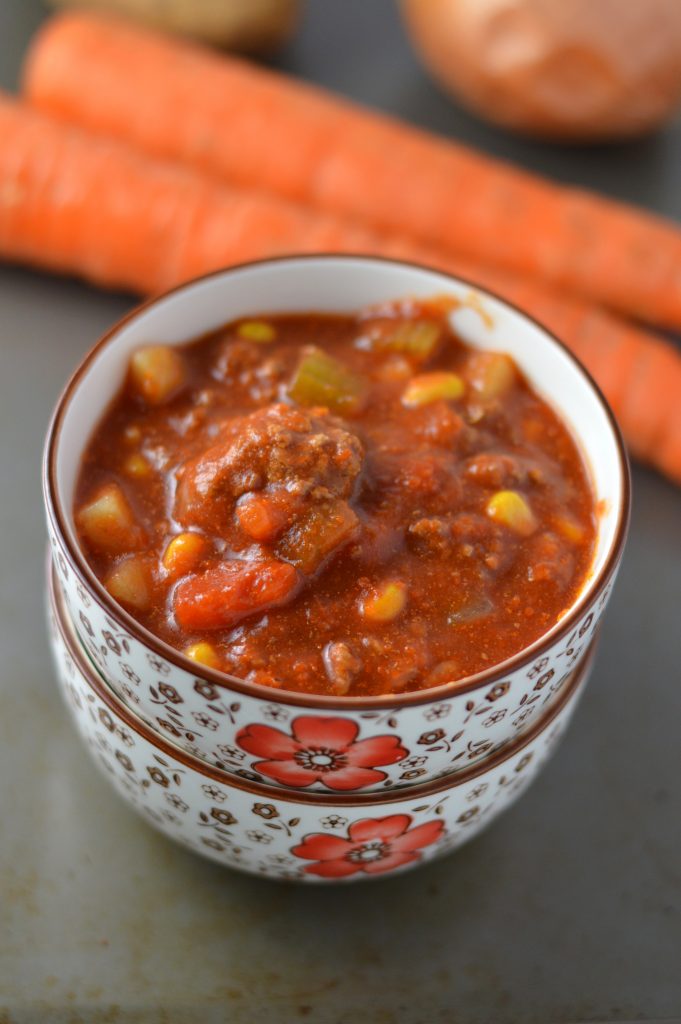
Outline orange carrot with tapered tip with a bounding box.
[22,10,681,331]
[0,93,680,480]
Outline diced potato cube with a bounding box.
[77,483,142,554]
[129,345,185,405]
[184,641,221,669]
[402,372,465,408]
[288,348,366,414]
[105,556,151,611]
[162,532,208,577]
[486,490,537,536]
[236,320,276,343]
[467,352,516,402]
[123,453,151,478]
[360,580,408,623]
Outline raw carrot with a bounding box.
[22,10,681,331]
[1,94,680,481]
[0,92,386,295]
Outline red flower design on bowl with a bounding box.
[292,814,444,878]
[236,716,407,791]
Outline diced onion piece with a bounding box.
[402,371,465,408]
[105,556,151,611]
[162,532,208,577]
[447,595,494,625]
[486,490,537,536]
[184,641,221,669]
[77,483,142,553]
[361,581,408,623]
[323,641,362,695]
[129,345,185,405]
[123,453,151,478]
[555,516,586,544]
[236,320,276,343]
[123,424,142,444]
[374,320,442,361]
[467,352,516,401]
[287,347,366,414]
[425,659,461,687]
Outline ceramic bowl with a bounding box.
[43,256,629,794]
[48,560,596,884]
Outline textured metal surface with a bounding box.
[0,1,680,1021]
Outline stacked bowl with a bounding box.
[43,256,630,883]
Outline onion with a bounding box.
[402,0,681,140]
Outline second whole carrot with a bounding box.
[0,93,680,482]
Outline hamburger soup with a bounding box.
[74,298,596,697]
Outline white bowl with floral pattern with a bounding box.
[43,256,629,795]
[48,560,597,884]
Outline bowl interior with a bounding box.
[49,256,626,655]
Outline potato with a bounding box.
[105,556,152,611]
[77,482,143,553]
[47,0,302,53]
[402,0,681,140]
[129,345,185,405]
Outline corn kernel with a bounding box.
[486,490,537,536]
[105,556,151,611]
[123,453,150,478]
[129,345,185,405]
[77,483,142,553]
[402,372,464,408]
[162,532,208,577]
[361,581,408,623]
[237,320,276,343]
[184,641,221,669]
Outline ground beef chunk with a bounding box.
[175,403,364,533]
[463,453,524,489]
[408,516,454,556]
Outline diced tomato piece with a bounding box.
[174,559,300,631]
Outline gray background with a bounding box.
[1,2,680,1022]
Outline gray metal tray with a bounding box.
[1,2,679,1021]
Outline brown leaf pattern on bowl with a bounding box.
[49,524,609,794]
